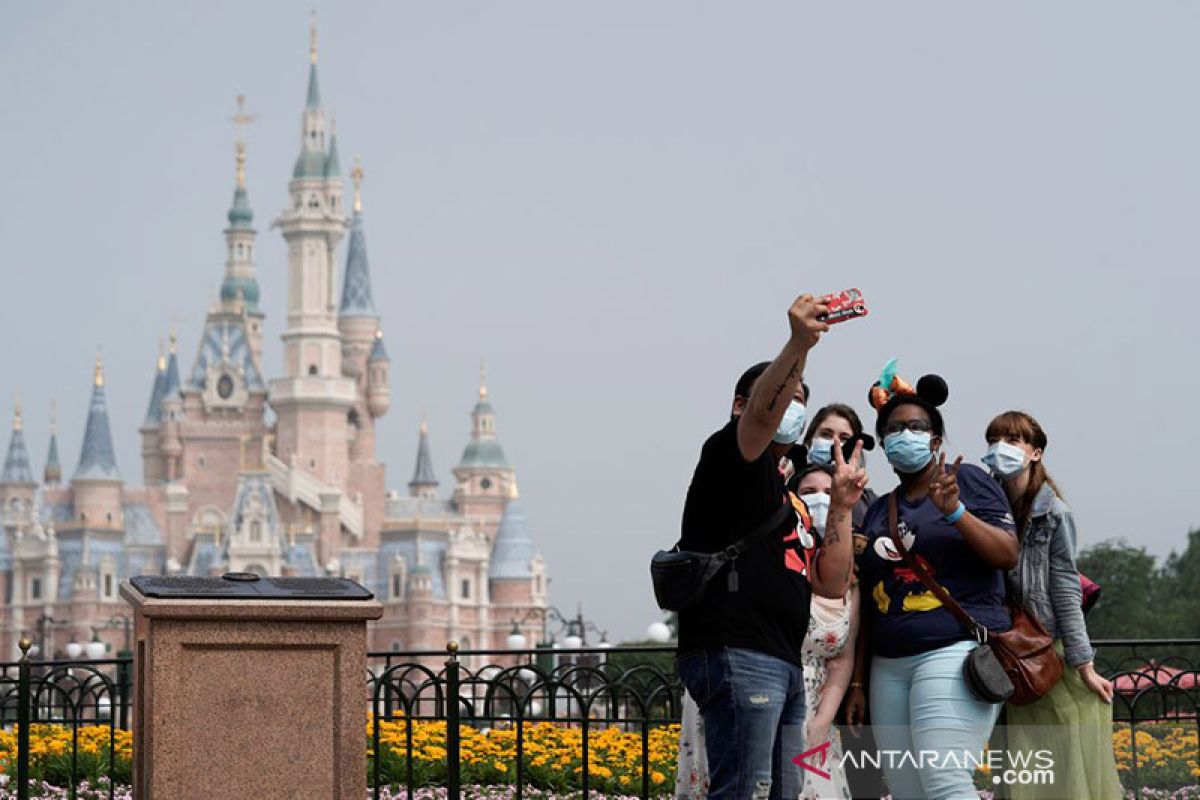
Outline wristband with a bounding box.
[849,681,864,688]
[944,502,966,525]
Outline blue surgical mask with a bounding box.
[883,429,934,474]
[772,400,807,445]
[802,491,831,534]
[983,442,1027,479]
[808,437,834,466]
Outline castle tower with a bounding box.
[452,366,516,534]
[488,481,547,640]
[338,158,386,464]
[159,336,184,482]
[408,419,438,500]
[220,95,266,367]
[269,19,356,490]
[43,405,61,485]
[139,347,167,484]
[1,403,37,522]
[71,356,124,529]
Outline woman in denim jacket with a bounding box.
[984,411,1121,799]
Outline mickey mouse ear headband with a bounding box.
[868,357,949,411]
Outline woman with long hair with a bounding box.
[984,410,1122,800]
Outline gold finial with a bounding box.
[12,400,22,432]
[309,11,318,64]
[230,95,257,189]
[351,155,364,214]
[94,350,105,388]
[479,360,488,400]
[419,411,428,436]
[18,638,32,658]
[157,339,166,371]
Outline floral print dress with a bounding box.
[673,594,854,800]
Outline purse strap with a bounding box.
[886,492,987,643]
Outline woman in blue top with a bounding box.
[857,366,1019,800]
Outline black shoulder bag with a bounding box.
[650,501,796,612]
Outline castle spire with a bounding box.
[44,401,61,485]
[1,400,34,485]
[408,416,439,497]
[162,332,182,402]
[293,13,328,178]
[338,156,377,319]
[142,344,168,426]
[75,353,121,482]
[222,95,261,312]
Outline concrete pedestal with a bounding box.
[121,578,382,799]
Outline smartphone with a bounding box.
[818,288,869,324]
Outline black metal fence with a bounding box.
[0,639,1194,799]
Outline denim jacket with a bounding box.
[1006,482,1095,667]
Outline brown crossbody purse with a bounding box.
[887,493,1063,705]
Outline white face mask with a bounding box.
[982,441,1027,479]
[801,491,831,534]
[772,400,807,445]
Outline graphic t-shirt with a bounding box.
[858,463,1015,658]
[677,419,814,667]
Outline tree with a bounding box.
[1077,539,1162,640]
[1154,528,1200,639]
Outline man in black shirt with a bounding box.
[676,293,865,800]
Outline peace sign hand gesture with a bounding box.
[831,440,869,510]
[929,452,964,516]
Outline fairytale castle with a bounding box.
[0,26,548,659]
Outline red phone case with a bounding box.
[819,288,869,324]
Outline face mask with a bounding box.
[808,437,834,466]
[883,429,934,474]
[983,441,1027,479]
[772,401,806,445]
[802,491,831,534]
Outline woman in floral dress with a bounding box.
[675,465,859,800]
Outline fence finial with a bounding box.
[446,640,459,655]
[17,638,31,658]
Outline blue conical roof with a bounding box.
[490,498,537,580]
[409,424,438,489]
[227,185,254,229]
[324,132,341,177]
[306,62,321,109]
[74,363,121,482]
[2,413,34,485]
[339,211,377,318]
[143,357,166,426]
[162,349,182,402]
[44,426,61,484]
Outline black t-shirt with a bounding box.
[677,419,812,667]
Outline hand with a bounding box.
[928,452,964,516]
[1078,663,1114,704]
[843,686,866,736]
[805,718,831,749]
[788,294,830,350]
[831,440,869,510]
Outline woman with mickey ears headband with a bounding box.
[983,411,1122,800]
[854,360,1019,800]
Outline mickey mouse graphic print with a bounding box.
[858,463,1016,658]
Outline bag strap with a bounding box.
[887,493,986,643]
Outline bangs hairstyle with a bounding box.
[804,403,865,447]
[985,410,1062,534]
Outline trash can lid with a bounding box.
[129,573,374,601]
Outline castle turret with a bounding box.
[366,331,391,419]
[269,18,356,490]
[452,366,515,531]
[220,95,266,367]
[408,419,438,500]
[43,405,61,485]
[72,355,124,528]
[139,348,167,484]
[160,336,184,481]
[1,403,37,525]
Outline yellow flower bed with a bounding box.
[0,724,132,785]
[368,717,680,793]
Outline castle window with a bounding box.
[536,575,543,594]
[197,456,206,468]
[106,512,113,523]
[308,365,318,376]
[390,640,403,652]
[237,243,244,256]
[461,579,471,600]
[250,520,262,542]
[30,578,41,600]
[103,574,114,599]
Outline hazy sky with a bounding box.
[3,2,1198,643]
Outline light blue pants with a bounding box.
[869,639,1002,800]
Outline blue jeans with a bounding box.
[869,640,1003,800]
[676,647,806,800]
